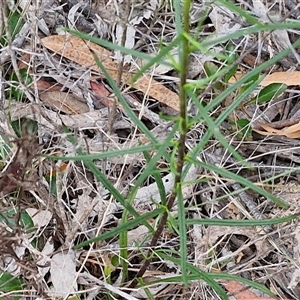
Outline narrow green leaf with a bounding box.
[44,143,162,161]
[154,252,229,300]
[192,160,289,208]
[131,37,181,83]
[61,124,153,232]
[208,273,274,297]
[202,21,300,49]
[10,69,33,101]
[90,51,158,144]
[154,251,275,297]
[0,209,34,233]
[177,187,188,286]
[0,271,23,300]
[254,83,287,104]
[235,119,252,139]
[180,213,299,226]
[66,28,173,67]
[74,208,164,249]
[143,151,167,206]
[215,0,262,25]
[204,62,223,90]
[191,95,253,168]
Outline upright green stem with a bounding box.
[128,0,192,289]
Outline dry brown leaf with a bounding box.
[253,122,300,138]
[90,81,110,98]
[41,35,179,111]
[6,100,109,130]
[279,122,300,135]
[50,250,77,297]
[223,280,292,300]
[258,123,282,134]
[261,71,300,86]
[230,71,300,86]
[36,79,62,91]
[90,81,112,108]
[284,131,300,139]
[39,91,90,114]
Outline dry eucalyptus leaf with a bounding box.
[41,35,179,111]
[252,0,269,22]
[37,237,54,278]
[39,91,90,114]
[26,208,52,228]
[127,225,150,245]
[253,122,300,138]
[229,71,300,86]
[134,165,200,208]
[50,250,77,298]
[6,100,109,130]
[260,71,300,86]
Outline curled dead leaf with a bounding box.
[253,122,300,139]
[39,91,89,114]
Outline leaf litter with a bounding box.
[1,0,300,299]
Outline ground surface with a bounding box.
[1,0,300,299]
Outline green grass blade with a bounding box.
[61,125,154,232]
[192,159,289,208]
[215,0,262,25]
[154,252,229,300]
[44,143,162,161]
[177,186,188,286]
[202,21,300,49]
[143,150,167,206]
[66,29,171,65]
[126,124,178,202]
[158,253,275,297]
[74,207,164,249]
[131,36,181,83]
[90,52,157,144]
[180,214,299,226]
